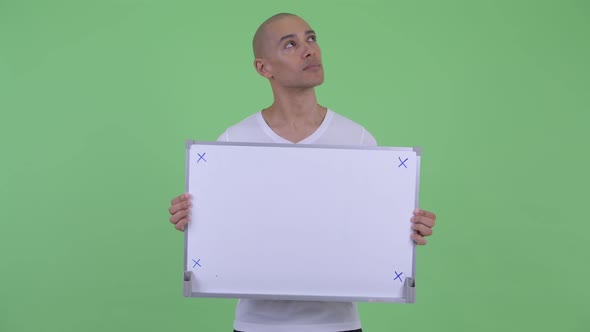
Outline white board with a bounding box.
[183,141,421,303]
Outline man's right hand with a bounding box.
[169,193,191,231]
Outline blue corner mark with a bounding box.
[197,153,207,163]
[398,157,408,168]
[394,271,404,283]
[192,259,202,268]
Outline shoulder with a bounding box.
[216,112,261,142]
[326,109,378,146]
[330,111,367,131]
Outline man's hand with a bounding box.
[411,209,436,245]
[169,193,191,231]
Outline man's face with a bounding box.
[262,16,324,89]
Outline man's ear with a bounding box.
[254,58,273,79]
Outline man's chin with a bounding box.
[283,77,325,89]
[307,77,325,88]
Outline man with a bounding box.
[168,13,437,332]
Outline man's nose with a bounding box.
[303,45,316,58]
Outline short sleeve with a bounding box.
[216,130,229,142]
[361,128,378,146]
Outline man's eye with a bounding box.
[308,35,317,42]
[286,41,295,48]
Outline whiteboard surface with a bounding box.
[184,141,420,303]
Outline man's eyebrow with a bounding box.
[278,30,316,44]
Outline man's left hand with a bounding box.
[411,209,437,245]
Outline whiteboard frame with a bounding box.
[183,140,421,303]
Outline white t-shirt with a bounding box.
[216,109,377,332]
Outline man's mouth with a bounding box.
[303,63,322,70]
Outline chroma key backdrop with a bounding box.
[1,0,588,331]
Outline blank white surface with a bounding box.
[185,142,419,302]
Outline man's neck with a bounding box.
[263,87,325,127]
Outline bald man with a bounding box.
[168,13,437,332]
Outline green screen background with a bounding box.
[1,0,588,331]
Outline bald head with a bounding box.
[253,13,299,58]
[251,13,323,88]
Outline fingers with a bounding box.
[174,216,190,232]
[170,193,191,207]
[412,233,427,245]
[169,195,192,215]
[412,223,433,237]
[169,193,192,232]
[411,215,435,229]
[169,208,190,225]
[411,208,435,245]
[413,208,436,221]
